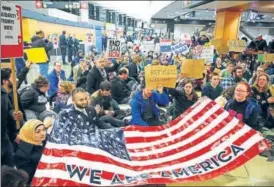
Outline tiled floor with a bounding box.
[168,156,274,186]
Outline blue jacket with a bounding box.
[130,91,169,126]
[48,69,66,97]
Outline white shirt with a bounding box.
[74,105,88,116]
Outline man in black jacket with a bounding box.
[31,30,53,78]
[90,81,128,127]
[67,34,74,63]
[86,58,120,94]
[111,68,136,104]
[1,69,23,167]
[59,30,68,65]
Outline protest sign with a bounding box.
[264,53,274,62]
[108,39,121,58]
[201,45,214,64]
[1,1,23,58]
[171,42,189,54]
[192,45,203,56]
[181,59,205,79]
[180,33,191,44]
[24,48,48,63]
[160,40,171,53]
[142,41,155,52]
[228,40,246,52]
[145,65,177,89]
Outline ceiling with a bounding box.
[152,0,274,23]
[90,1,173,22]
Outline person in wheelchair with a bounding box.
[130,85,169,126]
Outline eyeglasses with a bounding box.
[235,89,248,93]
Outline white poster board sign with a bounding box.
[201,45,214,64]
[1,1,21,45]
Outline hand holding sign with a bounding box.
[145,65,177,89]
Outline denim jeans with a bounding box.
[39,63,49,78]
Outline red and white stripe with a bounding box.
[32,98,270,186]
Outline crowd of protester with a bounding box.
[1,31,274,185]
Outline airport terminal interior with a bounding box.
[1,0,274,186]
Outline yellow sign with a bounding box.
[181,59,205,79]
[24,48,48,63]
[228,40,246,52]
[264,53,274,62]
[211,39,223,48]
[145,65,177,89]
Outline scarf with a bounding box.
[19,119,45,145]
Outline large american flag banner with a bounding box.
[32,97,270,186]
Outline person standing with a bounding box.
[31,30,53,78]
[73,34,80,58]
[59,31,68,65]
[67,34,74,63]
[1,69,24,167]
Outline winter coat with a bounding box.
[169,88,198,119]
[86,61,120,94]
[47,69,66,97]
[15,140,45,184]
[31,35,53,62]
[130,91,169,126]
[20,85,48,113]
[1,88,16,152]
[111,76,131,103]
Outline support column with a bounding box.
[213,10,242,53]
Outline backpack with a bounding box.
[18,85,32,97]
[225,98,262,121]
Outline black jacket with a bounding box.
[1,88,16,149]
[169,88,198,119]
[9,67,30,122]
[15,140,45,184]
[31,35,53,61]
[59,34,67,47]
[111,76,131,103]
[76,69,89,89]
[20,85,47,113]
[128,62,138,81]
[86,63,120,94]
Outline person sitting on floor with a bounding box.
[90,81,128,128]
[111,68,136,104]
[202,72,223,100]
[130,86,169,126]
[15,119,47,184]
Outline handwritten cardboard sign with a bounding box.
[171,42,189,54]
[228,40,246,52]
[145,65,177,89]
[108,39,121,58]
[264,53,274,62]
[181,59,205,79]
